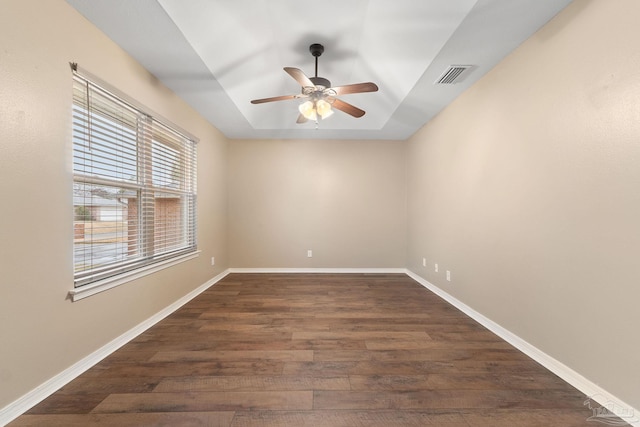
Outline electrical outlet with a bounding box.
[422,257,426,267]
[435,263,439,273]
[307,250,313,258]
[210,257,215,266]
[446,270,451,281]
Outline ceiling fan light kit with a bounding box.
[251,43,378,124]
[315,99,333,119]
[298,100,317,121]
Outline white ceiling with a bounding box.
[66,0,573,140]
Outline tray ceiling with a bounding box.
[66,0,573,140]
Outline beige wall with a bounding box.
[2,0,638,417]
[0,0,228,409]
[228,139,407,268]
[407,0,640,409]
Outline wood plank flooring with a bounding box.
[9,273,624,426]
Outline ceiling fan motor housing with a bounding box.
[310,76,331,89]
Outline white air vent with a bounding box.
[435,65,472,84]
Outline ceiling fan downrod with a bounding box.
[308,43,330,89]
[309,43,324,78]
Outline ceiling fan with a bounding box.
[250,43,379,124]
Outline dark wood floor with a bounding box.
[10,273,621,426]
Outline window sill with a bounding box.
[68,250,201,301]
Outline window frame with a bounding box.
[69,64,199,301]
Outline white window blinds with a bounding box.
[72,69,197,287]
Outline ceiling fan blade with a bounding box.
[284,67,315,88]
[296,114,308,124]
[251,94,300,104]
[331,82,379,96]
[332,98,366,118]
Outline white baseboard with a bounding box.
[0,269,231,427]
[228,267,407,274]
[406,269,640,427]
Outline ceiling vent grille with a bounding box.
[435,65,472,84]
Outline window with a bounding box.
[72,67,197,291]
